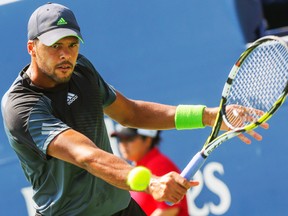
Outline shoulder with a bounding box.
[76,54,98,73]
[74,54,104,83]
[76,54,90,65]
[3,80,42,114]
[2,83,51,132]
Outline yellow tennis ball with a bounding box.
[127,166,152,191]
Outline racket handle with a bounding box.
[166,152,206,206]
[181,151,206,180]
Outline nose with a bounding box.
[60,47,71,60]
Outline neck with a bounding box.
[25,64,56,89]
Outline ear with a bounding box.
[27,40,36,56]
[143,137,153,149]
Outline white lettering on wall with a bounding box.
[187,162,231,216]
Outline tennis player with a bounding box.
[1,3,265,215]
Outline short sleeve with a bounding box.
[28,96,71,154]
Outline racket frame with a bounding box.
[183,35,288,179]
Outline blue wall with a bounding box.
[1,0,287,215]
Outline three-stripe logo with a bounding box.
[67,92,78,105]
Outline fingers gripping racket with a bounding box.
[182,36,288,181]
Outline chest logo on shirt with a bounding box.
[67,92,78,105]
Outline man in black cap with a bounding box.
[1,2,265,216]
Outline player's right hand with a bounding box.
[146,171,199,204]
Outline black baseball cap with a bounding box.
[28,3,84,46]
[111,125,158,139]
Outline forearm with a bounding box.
[128,104,217,129]
[82,149,134,190]
[48,129,134,190]
[105,91,217,130]
[123,100,176,129]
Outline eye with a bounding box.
[51,44,60,49]
[70,43,79,48]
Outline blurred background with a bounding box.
[1,0,288,215]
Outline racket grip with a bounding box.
[166,152,206,206]
[181,151,206,180]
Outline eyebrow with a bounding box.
[54,38,80,45]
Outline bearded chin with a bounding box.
[53,73,73,84]
[39,66,74,84]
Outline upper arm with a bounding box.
[104,91,176,129]
[104,91,137,126]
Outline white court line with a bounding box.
[0,0,22,6]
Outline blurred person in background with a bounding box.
[111,125,189,216]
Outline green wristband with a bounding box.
[175,105,206,130]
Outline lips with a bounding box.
[56,62,74,71]
[58,64,71,69]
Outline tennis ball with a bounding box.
[127,166,152,191]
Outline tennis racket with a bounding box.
[181,35,288,183]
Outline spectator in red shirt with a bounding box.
[111,125,189,216]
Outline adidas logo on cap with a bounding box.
[57,17,68,25]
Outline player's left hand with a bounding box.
[204,106,269,144]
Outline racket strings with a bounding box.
[225,40,288,128]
